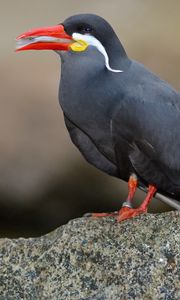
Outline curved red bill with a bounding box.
[16,24,73,51]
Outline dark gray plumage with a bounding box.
[59,14,180,199]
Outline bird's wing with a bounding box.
[113,61,180,186]
[64,115,119,177]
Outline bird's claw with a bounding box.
[117,206,147,222]
[83,211,118,218]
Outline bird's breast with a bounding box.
[59,67,118,163]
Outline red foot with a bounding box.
[116,206,147,222]
[116,184,157,222]
[89,184,157,222]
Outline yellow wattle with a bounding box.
[70,40,88,52]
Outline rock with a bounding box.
[0,211,180,299]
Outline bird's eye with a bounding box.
[77,25,93,34]
[84,27,92,33]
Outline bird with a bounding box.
[16,13,180,221]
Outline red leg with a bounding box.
[122,174,138,208]
[91,174,138,219]
[117,184,157,222]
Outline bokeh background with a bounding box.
[0,0,179,237]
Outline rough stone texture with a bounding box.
[0,212,180,300]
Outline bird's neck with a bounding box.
[59,45,130,120]
[104,35,129,70]
[59,52,122,130]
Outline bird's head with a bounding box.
[16,14,127,72]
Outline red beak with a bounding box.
[16,25,72,51]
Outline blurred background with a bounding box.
[0,0,179,237]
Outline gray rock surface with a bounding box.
[0,211,180,299]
